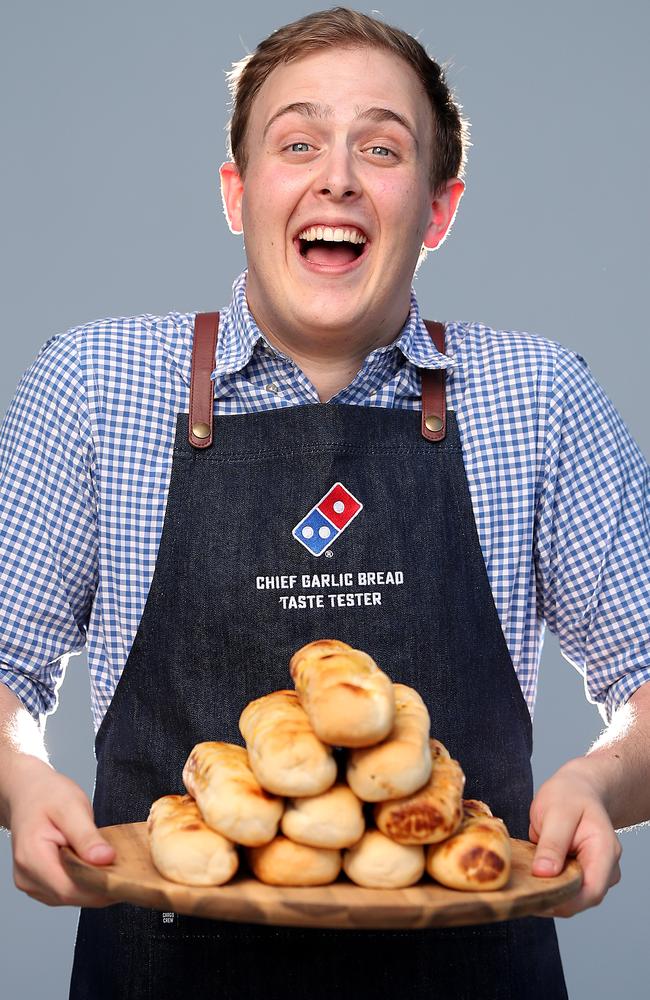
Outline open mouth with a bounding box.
[293,225,369,271]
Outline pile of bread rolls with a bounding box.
[147,640,511,892]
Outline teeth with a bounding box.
[298,225,367,244]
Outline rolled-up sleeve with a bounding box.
[534,347,650,723]
[0,331,98,727]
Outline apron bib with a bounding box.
[69,314,567,1000]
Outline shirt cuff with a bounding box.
[0,668,54,730]
[595,667,650,725]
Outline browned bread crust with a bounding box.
[426,799,511,891]
[374,739,465,844]
[248,835,341,886]
[281,782,365,848]
[343,829,425,888]
[182,741,283,847]
[147,793,239,886]
[346,684,432,801]
[239,690,337,796]
[289,639,395,748]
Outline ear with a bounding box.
[219,161,244,234]
[422,178,465,250]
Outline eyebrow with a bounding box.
[262,101,419,150]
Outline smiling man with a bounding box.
[1,7,650,1000]
[220,43,463,400]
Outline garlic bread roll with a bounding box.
[239,689,337,797]
[462,799,494,821]
[182,741,283,847]
[426,799,511,891]
[346,684,432,801]
[374,738,465,844]
[289,639,395,748]
[343,830,425,888]
[281,782,365,849]
[248,836,341,886]
[430,737,451,762]
[147,794,238,886]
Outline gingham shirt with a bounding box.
[1,271,648,734]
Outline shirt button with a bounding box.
[266,382,280,394]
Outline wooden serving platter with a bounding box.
[60,822,581,929]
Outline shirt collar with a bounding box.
[210,269,455,380]
[372,289,455,372]
[210,271,277,380]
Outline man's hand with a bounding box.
[7,755,115,907]
[528,760,622,917]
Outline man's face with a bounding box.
[221,46,463,347]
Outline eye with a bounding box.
[288,142,311,153]
[369,145,393,158]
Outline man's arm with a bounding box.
[530,343,650,915]
[530,679,650,917]
[0,332,117,904]
[1,681,115,905]
[577,679,650,829]
[0,681,50,826]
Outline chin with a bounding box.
[293,286,370,319]
[294,305,367,336]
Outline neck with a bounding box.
[246,300,409,403]
[273,348,367,402]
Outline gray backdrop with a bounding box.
[1,1,648,997]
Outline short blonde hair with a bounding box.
[226,7,470,193]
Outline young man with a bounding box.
[1,8,648,999]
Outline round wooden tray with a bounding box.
[60,822,581,929]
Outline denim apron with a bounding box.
[69,313,568,999]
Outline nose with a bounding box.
[312,142,360,200]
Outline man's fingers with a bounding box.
[14,831,113,907]
[548,835,621,918]
[529,765,625,919]
[531,815,622,920]
[49,797,116,866]
[531,805,579,877]
[8,763,117,908]
[12,789,116,907]
[17,829,116,907]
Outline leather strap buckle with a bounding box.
[189,312,220,448]
[421,320,447,442]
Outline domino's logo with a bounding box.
[292,483,363,556]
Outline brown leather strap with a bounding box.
[189,312,219,448]
[421,320,447,442]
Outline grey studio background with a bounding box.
[1,0,648,997]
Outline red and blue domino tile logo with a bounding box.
[292,482,363,556]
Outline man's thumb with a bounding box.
[66,813,116,865]
[84,840,115,864]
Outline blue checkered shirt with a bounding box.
[1,270,648,734]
